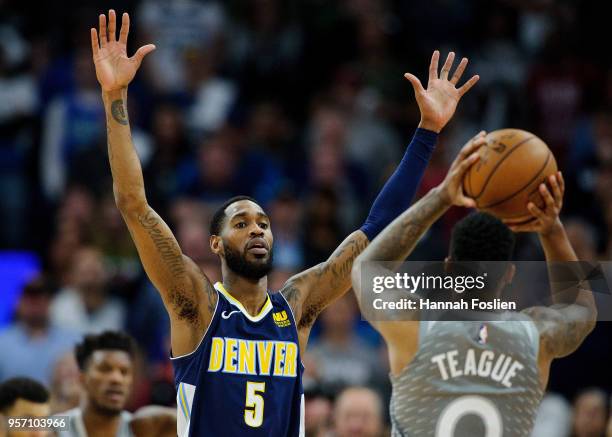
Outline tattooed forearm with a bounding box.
[111,99,129,125]
[283,232,369,330]
[317,235,369,291]
[362,188,449,263]
[137,209,186,278]
[526,305,595,359]
[106,124,114,164]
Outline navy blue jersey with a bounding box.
[172,282,304,437]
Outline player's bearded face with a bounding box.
[223,238,273,280]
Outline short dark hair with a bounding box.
[22,275,54,297]
[450,212,515,261]
[0,377,49,413]
[75,331,136,371]
[209,195,259,236]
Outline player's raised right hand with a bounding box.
[91,10,155,92]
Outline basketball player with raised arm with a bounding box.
[351,137,597,436]
[90,9,479,436]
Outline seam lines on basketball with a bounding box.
[481,150,551,209]
[473,136,535,200]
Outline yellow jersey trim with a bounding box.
[214,282,273,322]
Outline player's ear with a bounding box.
[210,235,222,255]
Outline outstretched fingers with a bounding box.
[429,50,440,82]
[98,14,107,48]
[440,52,455,80]
[404,72,425,94]
[108,9,117,42]
[119,12,130,45]
[458,75,480,96]
[450,57,468,85]
[132,44,156,65]
[91,28,99,56]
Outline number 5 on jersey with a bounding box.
[245,381,266,427]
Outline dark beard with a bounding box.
[224,243,273,280]
[91,398,124,416]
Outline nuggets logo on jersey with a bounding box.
[273,311,291,328]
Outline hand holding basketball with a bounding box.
[404,51,480,133]
[91,10,156,92]
[504,172,565,236]
[437,131,487,207]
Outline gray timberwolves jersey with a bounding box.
[56,408,133,437]
[390,313,543,437]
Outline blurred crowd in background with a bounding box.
[1,0,611,435]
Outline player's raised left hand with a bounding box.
[91,10,156,92]
[504,172,565,236]
[404,51,479,133]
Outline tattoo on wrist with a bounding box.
[111,99,129,125]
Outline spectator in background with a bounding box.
[40,48,105,201]
[564,218,599,260]
[302,187,343,266]
[56,331,176,437]
[304,387,333,437]
[327,68,402,192]
[268,192,304,270]
[49,352,81,414]
[333,386,385,437]
[269,268,298,293]
[143,103,191,211]
[50,247,125,335]
[471,6,527,130]
[137,0,226,93]
[225,0,302,106]
[0,43,38,247]
[179,132,241,203]
[531,392,572,437]
[185,47,237,136]
[527,30,588,157]
[306,104,368,229]
[0,276,80,384]
[90,194,140,283]
[307,294,385,392]
[0,377,50,437]
[571,388,609,437]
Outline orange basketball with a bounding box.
[463,129,558,222]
